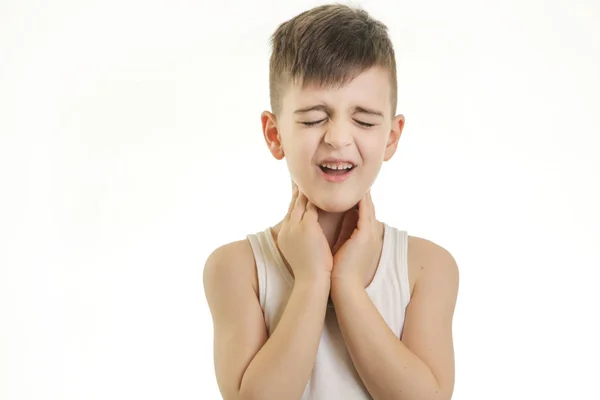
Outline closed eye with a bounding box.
[301,119,375,128]
[301,119,325,127]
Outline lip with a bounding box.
[317,165,356,183]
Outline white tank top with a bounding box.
[246,222,411,400]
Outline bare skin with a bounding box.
[269,211,385,289]
[204,188,448,400]
[204,65,457,399]
[267,211,423,303]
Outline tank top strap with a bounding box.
[246,232,268,310]
[392,227,411,307]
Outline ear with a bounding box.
[383,114,405,162]
[261,111,285,160]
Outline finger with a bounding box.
[332,212,345,252]
[285,184,299,221]
[303,201,319,222]
[367,190,375,220]
[290,190,308,222]
[332,240,341,255]
[356,195,369,231]
[333,210,354,251]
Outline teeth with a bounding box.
[320,162,353,170]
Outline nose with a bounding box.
[323,122,353,148]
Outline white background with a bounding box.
[1,0,599,399]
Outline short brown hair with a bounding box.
[268,2,397,117]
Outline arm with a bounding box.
[203,240,330,400]
[330,239,459,400]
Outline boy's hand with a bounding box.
[331,190,382,287]
[277,183,333,284]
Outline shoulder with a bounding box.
[203,238,259,297]
[406,234,459,295]
[408,235,457,267]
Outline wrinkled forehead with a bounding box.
[282,67,392,115]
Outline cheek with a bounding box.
[287,134,318,161]
[357,136,387,161]
[283,140,316,175]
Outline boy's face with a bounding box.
[262,66,405,213]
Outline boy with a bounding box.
[203,3,459,400]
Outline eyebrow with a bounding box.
[293,104,384,117]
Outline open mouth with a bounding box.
[319,165,355,176]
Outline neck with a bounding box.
[269,202,385,287]
[315,209,349,250]
[271,208,352,252]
